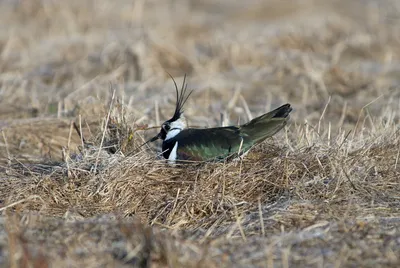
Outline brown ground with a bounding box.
[1,0,400,267]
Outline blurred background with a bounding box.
[1,0,400,161]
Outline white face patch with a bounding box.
[165,118,187,140]
[168,141,179,164]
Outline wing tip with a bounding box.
[272,103,292,119]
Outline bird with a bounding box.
[146,75,292,163]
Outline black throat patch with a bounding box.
[162,138,177,159]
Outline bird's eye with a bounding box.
[162,124,170,131]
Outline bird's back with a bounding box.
[162,127,245,161]
[162,104,292,161]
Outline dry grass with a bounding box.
[1,0,400,267]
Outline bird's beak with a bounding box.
[130,133,160,154]
[148,134,160,143]
[138,133,160,149]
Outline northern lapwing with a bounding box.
[146,75,292,163]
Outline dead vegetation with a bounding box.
[1,0,400,267]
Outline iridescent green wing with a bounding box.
[175,127,252,161]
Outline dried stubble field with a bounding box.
[1,0,400,267]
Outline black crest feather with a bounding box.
[168,73,193,121]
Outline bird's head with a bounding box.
[147,74,193,143]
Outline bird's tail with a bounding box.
[239,104,292,144]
